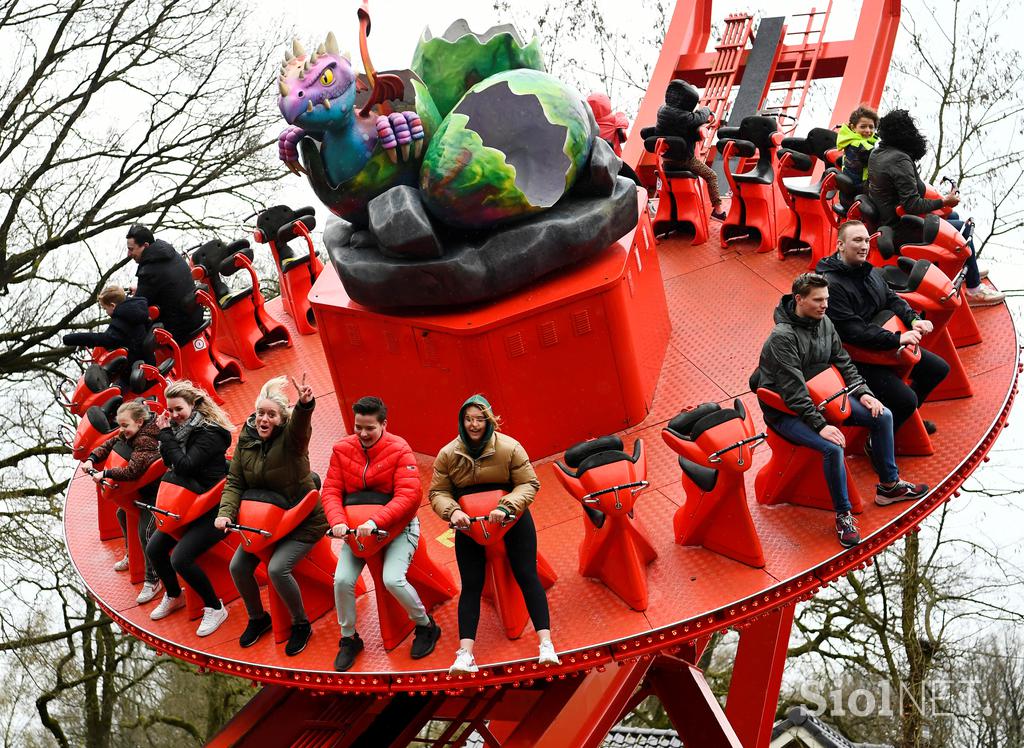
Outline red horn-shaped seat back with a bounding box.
[236,489,320,554]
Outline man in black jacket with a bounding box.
[754,273,929,547]
[817,220,949,436]
[126,224,203,345]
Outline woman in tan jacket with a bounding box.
[429,395,559,674]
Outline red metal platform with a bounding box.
[63,222,1020,704]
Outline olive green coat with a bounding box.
[218,399,328,544]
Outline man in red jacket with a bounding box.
[322,396,441,671]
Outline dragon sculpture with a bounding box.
[273,2,638,308]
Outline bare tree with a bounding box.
[0,0,288,744]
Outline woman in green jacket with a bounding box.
[215,374,328,655]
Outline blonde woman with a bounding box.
[215,374,328,655]
[429,395,560,674]
[146,381,233,637]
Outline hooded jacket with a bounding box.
[321,431,421,532]
[62,295,154,365]
[429,395,539,522]
[218,398,328,544]
[752,296,871,432]
[134,239,203,345]
[587,93,629,156]
[867,144,943,228]
[836,123,877,183]
[816,253,920,350]
[157,421,232,493]
[640,80,711,163]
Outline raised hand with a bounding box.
[290,373,313,404]
[155,411,171,430]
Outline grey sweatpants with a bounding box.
[230,537,315,624]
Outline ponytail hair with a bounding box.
[164,380,233,430]
[116,399,150,423]
[256,375,292,422]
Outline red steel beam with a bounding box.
[623,0,714,170]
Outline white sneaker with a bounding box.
[149,592,185,620]
[448,648,479,675]
[538,640,561,666]
[113,555,129,572]
[196,602,228,637]
[136,579,162,604]
[967,286,1005,307]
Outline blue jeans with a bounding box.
[770,397,899,513]
[946,212,980,289]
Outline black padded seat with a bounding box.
[778,148,813,172]
[883,257,930,292]
[667,402,721,439]
[83,355,127,393]
[183,319,211,342]
[783,181,822,200]
[663,169,699,180]
[85,396,122,433]
[892,214,940,251]
[218,288,254,310]
[281,254,314,273]
[876,226,897,259]
[564,435,624,469]
[240,488,292,509]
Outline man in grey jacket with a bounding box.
[753,273,929,547]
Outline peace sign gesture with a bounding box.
[290,373,313,404]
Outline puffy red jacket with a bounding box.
[321,431,421,532]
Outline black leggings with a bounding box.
[145,507,223,609]
[856,348,950,433]
[455,509,550,640]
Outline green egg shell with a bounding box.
[419,69,594,230]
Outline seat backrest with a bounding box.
[563,435,624,469]
[666,402,721,439]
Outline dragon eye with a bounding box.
[319,68,334,87]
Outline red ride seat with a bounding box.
[754,365,865,513]
[94,450,166,584]
[717,116,786,253]
[882,257,972,400]
[775,128,842,267]
[650,137,711,244]
[253,206,323,336]
[144,476,256,621]
[232,489,340,644]
[64,353,127,417]
[190,239,291,369]
[843,311,934,456]
[453,489,557,640]
[335,494,456,650]
[554,436,656,611]
[661,399,767,568]
[152,308,243,406]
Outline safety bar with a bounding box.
[707,433,768,468]
[582,480,650,511]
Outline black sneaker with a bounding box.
[923,419,937,435]
[239,613,272,648]
[333,633,364,671]
[836,512,860,548]
[410,616,442,660]
[285,621,312,656]
[876,480,930,506]
[711,208,727,221]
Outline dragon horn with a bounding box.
[285,50,293,63]
[317,43,327,55]
[278,79,289,96]
[292,38,306,58]
[357,3,377,86]
[310,52,319,64]
[325,31,340,55]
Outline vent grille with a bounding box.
[572,309,592,336]
[539,320,558,347]
[346,323,362,347]
[504,332,526,358]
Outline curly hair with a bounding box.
[878,109,928,162]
